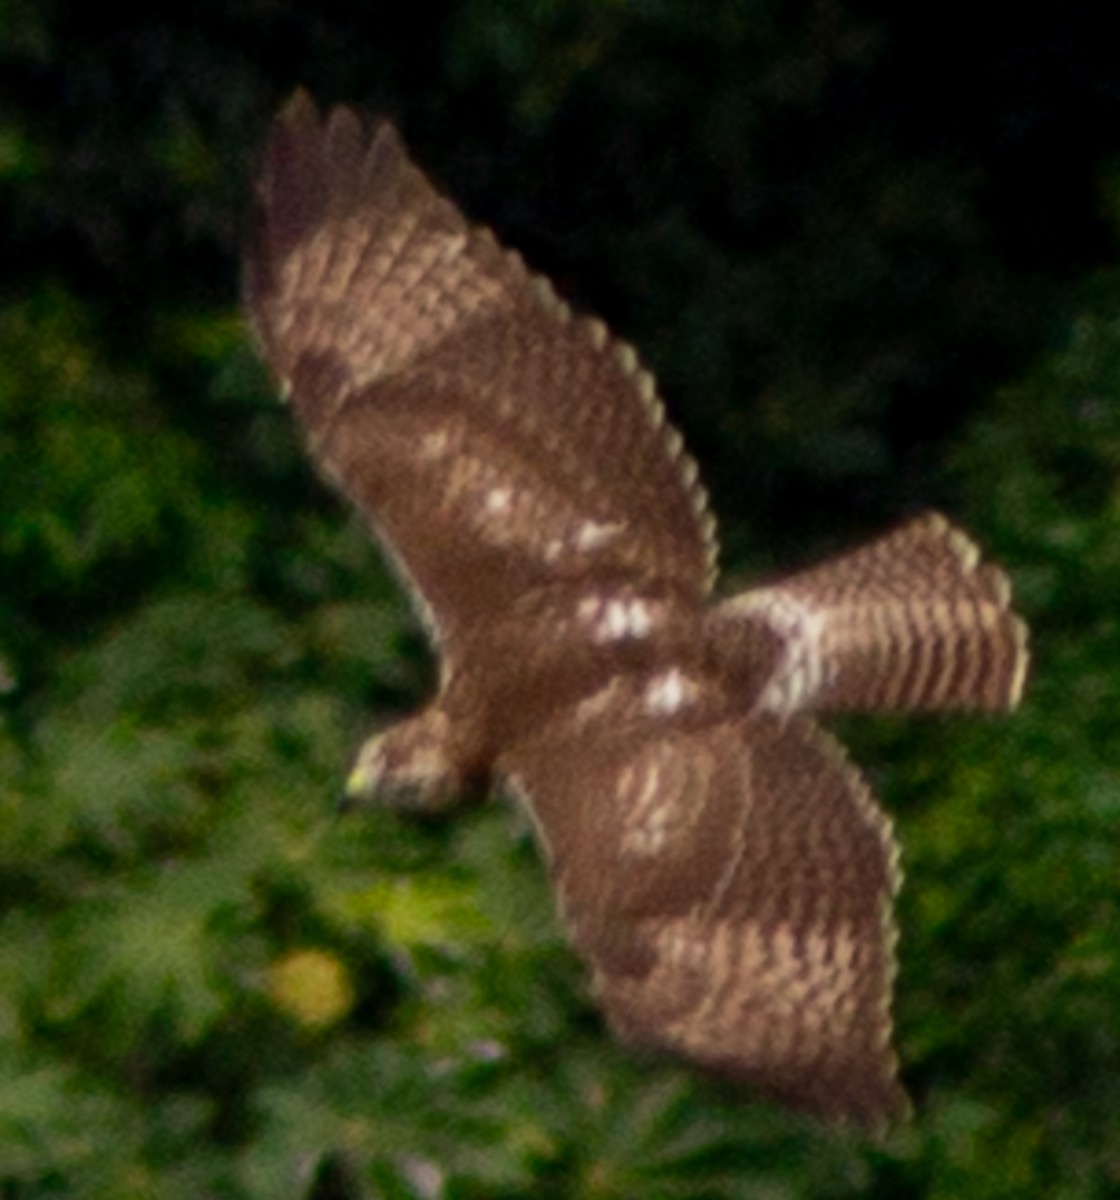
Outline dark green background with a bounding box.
[2,4,1119,1196]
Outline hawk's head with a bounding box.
[344,707,468,812]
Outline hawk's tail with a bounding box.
[711,513,1029,715]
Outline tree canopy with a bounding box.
[2,5,1119,1197]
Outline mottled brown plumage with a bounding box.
[246,92,1029,1126]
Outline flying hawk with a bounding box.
[245,92,1028,1126]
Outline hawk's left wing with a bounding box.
[502,694,906,1126]
[246,95,717,671]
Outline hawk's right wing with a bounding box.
[246,95,717,669]
[502,695,907,1127]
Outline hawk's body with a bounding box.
[247,94,1028,1126]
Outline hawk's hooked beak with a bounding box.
[339,759,379,811]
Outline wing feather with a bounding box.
[502,699,907,1127]
[247,94,718,657]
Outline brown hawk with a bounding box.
[245,92,1028,1126]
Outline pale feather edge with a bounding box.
[467,228,722,595]
[796,717,911,1126]
[901,514,1032,710]
[348,500,452,689]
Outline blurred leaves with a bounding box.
[3,3,1120,1198]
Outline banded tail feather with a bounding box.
[711,513,1027,715]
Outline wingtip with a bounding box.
[280,86,319,123]
[263,88,325,179]
[270,89,401,160]
[250,90,345,299]
[259,91,408,218]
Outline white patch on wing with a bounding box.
[617,739,711,857]
[485,486,513,513]
[576,593,659,644]
[440,459,531,549]
[619,758,673,855]
[643,667,699,716]
[538,519,623,565]
[417,428,452,460]
[574,519,624,552]
[444,452,487,505]
[576,596,600,620]
[722,590,831,714]
[568,677,629,730]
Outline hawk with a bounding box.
[246,93,1028,1126]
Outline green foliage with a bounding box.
[3,4,1120,1197]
